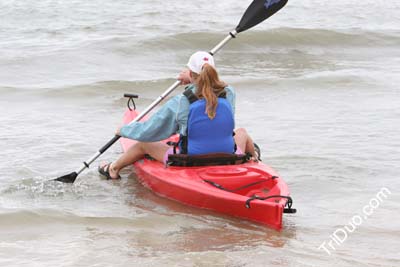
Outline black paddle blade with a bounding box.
[236,0,288,33]
[54,172,78,183]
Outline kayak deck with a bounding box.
[120,109,293,230]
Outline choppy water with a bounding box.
[1,0,399,266]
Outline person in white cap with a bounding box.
[187,51,215,75]
[98,51,258,180]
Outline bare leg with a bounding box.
[234,128,257,160]
[102,141,170,179]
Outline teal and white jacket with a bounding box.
[120,84,236,142]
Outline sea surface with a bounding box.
[1,0,399,266]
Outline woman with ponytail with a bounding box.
[98,51,258,180]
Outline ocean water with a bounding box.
[1,0,399,266]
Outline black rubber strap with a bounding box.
[166,141,179,154]
[183,89,198,104]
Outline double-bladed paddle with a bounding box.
[54,0,288,183]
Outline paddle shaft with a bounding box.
[73,31,238,177]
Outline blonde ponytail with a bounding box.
[193,64,227,119]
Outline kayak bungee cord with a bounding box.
[203,175,278,192]
[54,0,289,183]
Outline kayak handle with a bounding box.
[123,93,139,98]
[124,93,139,111]
[245,195,296,214]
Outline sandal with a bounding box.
[98,163,121,180]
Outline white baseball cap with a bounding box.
[187,51,215,74]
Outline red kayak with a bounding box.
[120,109,295,230]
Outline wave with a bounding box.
[0,208,164,228]
[0,79,181,100]
[134,27,400,51]
[14,27,396,57]
[42,27,393,55]
[2,27,398,89]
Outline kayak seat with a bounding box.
[167,153,250,167]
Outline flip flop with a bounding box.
[98,163,121,180]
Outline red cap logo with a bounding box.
[203,57,209,61]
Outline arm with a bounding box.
[120,96,180,142]
[225,85,236,117]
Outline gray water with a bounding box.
[1,0,399,266]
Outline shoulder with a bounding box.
[224,85,236,100]
[179,84,196,104]
[174,88,191,114]
[224,85,235,95]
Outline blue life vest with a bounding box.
[181,89,235,155]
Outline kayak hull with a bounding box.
[120,109,291,230]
